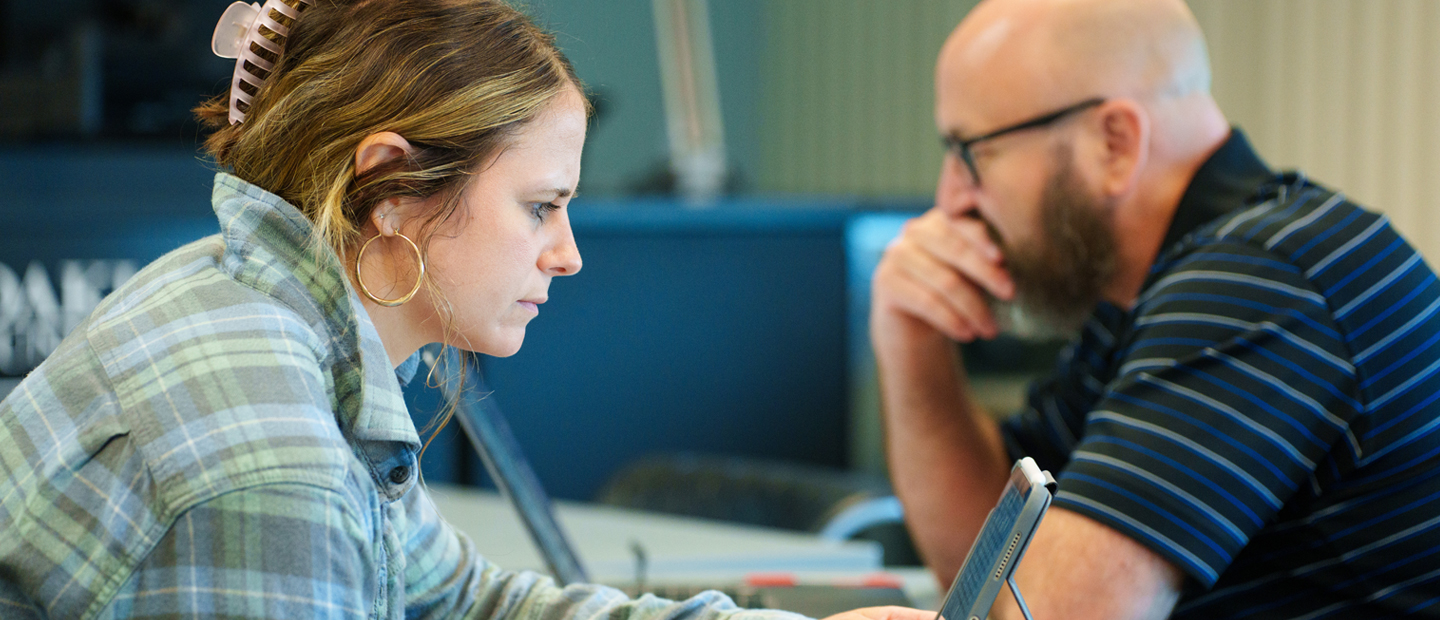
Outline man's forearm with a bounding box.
[993,509,1183,620]
[874,324,1011,584]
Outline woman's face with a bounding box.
[416,89,587,357]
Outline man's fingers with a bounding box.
[951,217,1016,300]
[871,207,1017,342]
[908,214,1014,301]
[889,247,998,340]
[876,258,1001,342]
[880,273,975,341]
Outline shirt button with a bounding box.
[388,465,410,485]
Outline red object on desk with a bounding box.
[859,574,904,589]
[744,573,799,587]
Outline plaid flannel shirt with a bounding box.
[0,173,804,620]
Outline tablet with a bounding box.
[935,457,1056,620]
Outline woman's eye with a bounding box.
[530,202,561,221]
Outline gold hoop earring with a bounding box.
[355,232,425,307]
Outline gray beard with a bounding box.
[985,150,1118,342]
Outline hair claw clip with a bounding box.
[211,0,312,125]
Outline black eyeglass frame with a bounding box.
[941,97,1106,187]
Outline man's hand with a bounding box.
[820,606,936,620]
[870,207,1014,348]
[868,205,1016,584]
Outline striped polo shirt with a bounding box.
[1002,130,1440,618]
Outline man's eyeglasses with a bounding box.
[941,97,1106,187]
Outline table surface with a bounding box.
[425,483,940,609]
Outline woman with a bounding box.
[0,1,931,619]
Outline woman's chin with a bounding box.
[464,331,525,358]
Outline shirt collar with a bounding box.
[1158,128,1275,252]
[395,350,423,388]
[211,172,349,329]
[210,173,421,458]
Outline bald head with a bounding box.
[939,0,1211,127]
[934,0,1230,190]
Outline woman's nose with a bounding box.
[541,221,583,276]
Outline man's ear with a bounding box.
[1094,100,1149,198]
[355,131,415,177]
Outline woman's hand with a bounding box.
[820,606,938,620]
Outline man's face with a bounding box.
[933,24,1120,340]
[984,143,1118,340]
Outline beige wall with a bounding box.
[758,0,978,196]
[1193,0,1440,261]
[759,1,1440,262]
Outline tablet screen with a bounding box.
[935,458,1053,620]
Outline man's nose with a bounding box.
[935,152,980,217]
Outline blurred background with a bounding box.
[4,0,1440,558]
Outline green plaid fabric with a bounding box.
[0,174,802,620]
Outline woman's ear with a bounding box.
[1095,99,1149,198]
[357,132,417,237]
[355,131,415,177]
[370,204,399,237]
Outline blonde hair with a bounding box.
[194,0,587,461]
[196,0,586,265]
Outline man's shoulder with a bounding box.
[1187,177,1406,279]
[1153,176,1432,319]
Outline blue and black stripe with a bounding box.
[1002,131,1440,619]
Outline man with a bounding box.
[871,0,1440,617]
